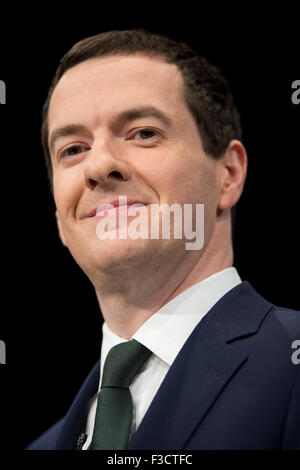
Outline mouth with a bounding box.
[88,197,147,218]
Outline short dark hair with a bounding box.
[41,28,242,225]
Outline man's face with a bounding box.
[48,54,221,279]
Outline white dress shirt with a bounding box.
[82,267,242,449]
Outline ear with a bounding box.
[55,210,67,247]
[217,140,248,211]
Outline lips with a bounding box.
[88,198,147,217]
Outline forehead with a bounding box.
[48,54,186,129]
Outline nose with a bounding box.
[84,139,131,190]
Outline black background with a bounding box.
[0,6,299,452]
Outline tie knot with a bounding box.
[101,339,151,389]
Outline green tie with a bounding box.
[89,339,151,450]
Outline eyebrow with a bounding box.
[49,106,172,154]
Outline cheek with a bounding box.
[53,170,82,216]
[159,157,216,205]
[137,149,197,202]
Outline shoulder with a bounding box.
[237,281,300,339]
[271,306,300,339]
[24,418,65,450]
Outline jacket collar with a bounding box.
[128,281,273,449]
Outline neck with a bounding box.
[93,212,233,340]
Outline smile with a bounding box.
[89,197,147,218]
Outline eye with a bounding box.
[132,128,160,141]
[58,144,87,160]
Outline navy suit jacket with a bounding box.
[26,281,300,450]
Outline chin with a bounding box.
[88,237,155,271]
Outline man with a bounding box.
[26,28,300,450]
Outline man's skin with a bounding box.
[48,54,247,340]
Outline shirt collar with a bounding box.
[100,267,241,376]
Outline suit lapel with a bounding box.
[129,281,273,449]
[128,322,247,449]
